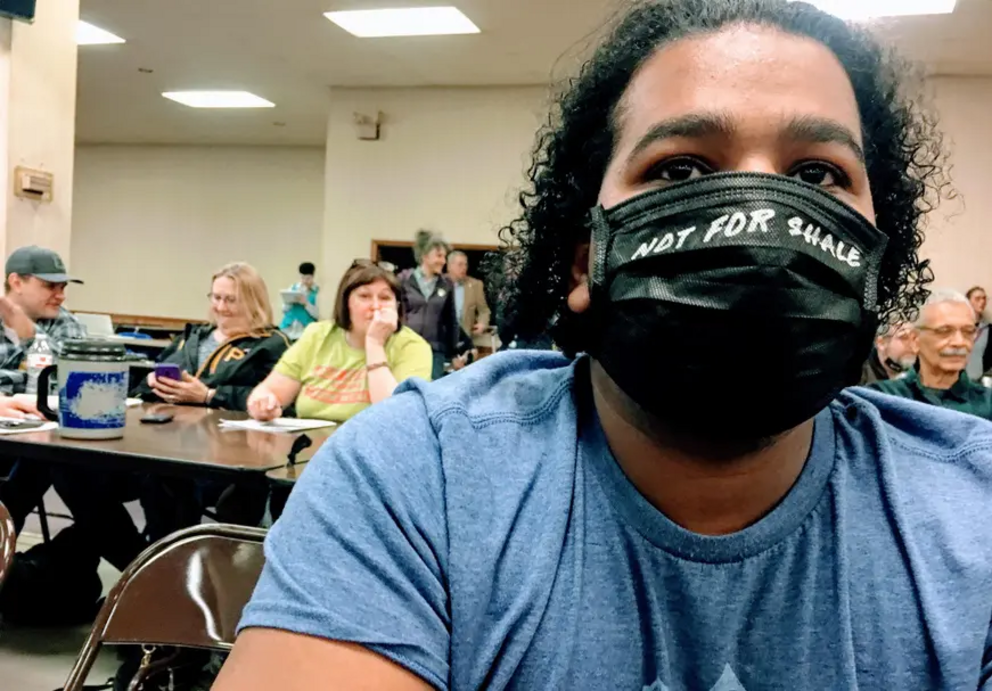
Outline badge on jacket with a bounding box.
[437,288,446,297]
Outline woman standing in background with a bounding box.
[280,262,319,340]
[399,231,458,380]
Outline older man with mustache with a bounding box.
[871,289,992,419]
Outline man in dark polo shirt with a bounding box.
[871,289,992,419]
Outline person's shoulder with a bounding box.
[840,386,992,482]
[56,307,82,324]
[252,328,292,351]
[392,325,430,349]
[298,320,336,343]
[866,375,909,395]
[396,350,577,425]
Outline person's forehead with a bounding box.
[615,25,862,147]
[212,276,237,292]
[924,301,974,326]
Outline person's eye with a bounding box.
[643,157,714,184]
[789,161,850,189]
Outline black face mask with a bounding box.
[586,172,888,440]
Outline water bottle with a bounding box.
[25,332,54,395]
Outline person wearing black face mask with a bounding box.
[216,2,991,690]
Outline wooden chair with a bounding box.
[0,501,15,588]
[62,523,267,691]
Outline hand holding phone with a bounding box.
[154,364,182,382]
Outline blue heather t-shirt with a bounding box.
[240,352,992,690]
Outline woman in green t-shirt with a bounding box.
[248,260,433,423]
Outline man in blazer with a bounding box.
[447,251,491,348]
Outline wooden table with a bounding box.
[266,460,310,486]
[0,405,335,480]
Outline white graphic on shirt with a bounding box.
[643,664,746,691]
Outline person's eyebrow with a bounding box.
[783,115,865,163]
[626,112,738,164]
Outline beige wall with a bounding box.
[69,145,325,319]
[0,1,79,262]
[923,76,992,294]
[322,86,548,290]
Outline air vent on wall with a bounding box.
[14,166,54,203]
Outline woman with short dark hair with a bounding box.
[249,260,432,422]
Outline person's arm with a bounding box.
[35,310,88,354]
[130,337,186,399]
[474,281,491,334]
[365,307,401,404]
[216,393,450,689]
[215,633,433,691]
[248,371,302,421]
[0,369,26,395]
[441,287,458,359]
[304,286,319,320]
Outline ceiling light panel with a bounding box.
[324,6,480,37]
[162,91,276,108]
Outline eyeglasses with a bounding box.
[207,293,238,305]
[918,325,978,339]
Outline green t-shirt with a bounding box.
[274,322,433,422]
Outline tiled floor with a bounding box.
[0,492,128,690]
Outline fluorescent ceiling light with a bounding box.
[77,20,126,45]
[162,91,276,108]
[324,6,480,38]
[789,0,956,21]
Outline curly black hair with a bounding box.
[489,0,947,356]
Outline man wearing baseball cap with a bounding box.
[0,246,88,534]
[0,246,87,388]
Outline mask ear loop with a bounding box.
[588,206,612,304]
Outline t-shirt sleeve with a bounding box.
[391,330,435,383]
[273,324,320,381]
[238,391,451,689]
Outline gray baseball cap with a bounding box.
[5,246,83,284]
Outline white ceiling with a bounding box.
[75,0,992,146]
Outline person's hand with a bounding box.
[365,307,399,348]
[0,396,40,419]
[152,371,211,405]
[0,295,35,341]
[472,322,487,335]
[248,388,283,422]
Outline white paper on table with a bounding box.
[0,418,58,435]
[218,418,337,434]
[14,394,143,409]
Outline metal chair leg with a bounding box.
[37,499,51,543]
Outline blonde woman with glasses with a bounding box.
[135,262,290,410]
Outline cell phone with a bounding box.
[140,413,175,424]
[0,419,47,429]
[154,364,182,381]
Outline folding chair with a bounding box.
[62,523,267,691]
[0,500,14,587]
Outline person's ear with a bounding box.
[567,242,591,314]
[909,329,920,355]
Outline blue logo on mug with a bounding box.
[59,371,127,430]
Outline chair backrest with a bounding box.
[63,523,267,691]
[0,501,15,588]
[75,312,115,338]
